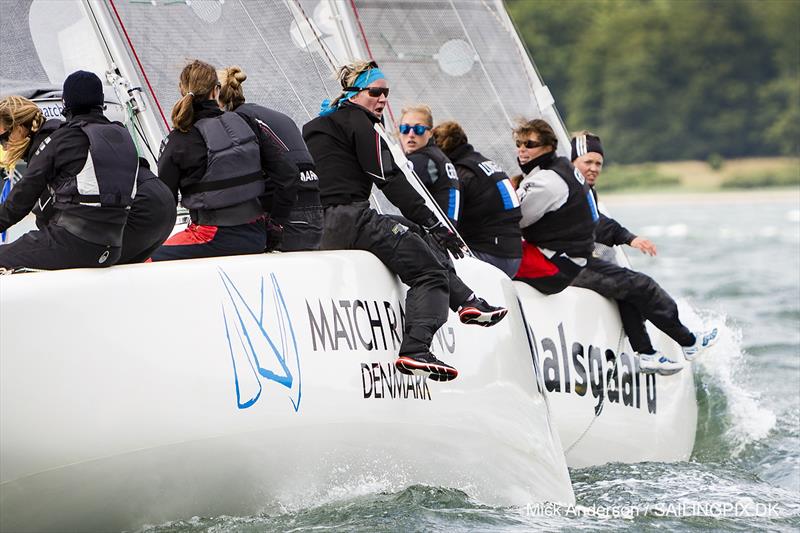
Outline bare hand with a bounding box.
[630,236,657,256]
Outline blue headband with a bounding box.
[319,67,386,116]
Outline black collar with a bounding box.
[341,100,384,124]
[447,142,474,162]
[518,150,555,175]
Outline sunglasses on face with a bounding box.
[345,86,390,98]
[363,87,389,98]
[516,139,545,149]
[399,123,431,136]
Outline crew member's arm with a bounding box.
[354,124,438,227]
[516,170,568,228]
[241,113,299,223]
[0,133,58,232]
[156,135,183,204]
[595,213,636,246]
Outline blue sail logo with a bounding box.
[219,269,302,411]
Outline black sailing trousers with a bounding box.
[321,203,450,356]
[386,215,473,311]
[0,224,120,270]
[571,257,695,354]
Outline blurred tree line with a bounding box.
[507,0,800,163]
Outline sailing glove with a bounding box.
[265,218,284,252]
[425,220,465,259]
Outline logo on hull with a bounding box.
[220,269,302,411]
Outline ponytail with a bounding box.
[218,66,247,111]
[0,95,45,171]
[170,59,218,132]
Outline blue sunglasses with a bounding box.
[399,123,431,135]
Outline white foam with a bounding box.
[679,302,777,454]
[786,209,800,223]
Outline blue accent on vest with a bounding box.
[497,180,515,210]
[586,190,600,221]
[448,188,458,221]
[0,177,9,242]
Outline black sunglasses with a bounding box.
[0,130,10,146]
[345,86,390,98]
[515,139,545,149]
[399,124,431,135]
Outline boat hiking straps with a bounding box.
[563,323,625,455]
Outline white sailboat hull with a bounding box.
[0,253,573,532]
[515,282,697,468]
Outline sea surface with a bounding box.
[142,192,800,532]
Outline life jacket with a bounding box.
[52,121,138,209]
[521,154,598,257]
[180,112,264,210]
[409,139,461,222]
[451,144,521,257]
[236,103,319,196]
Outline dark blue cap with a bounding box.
[62,70,104,110]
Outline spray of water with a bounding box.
[679,301,777,456]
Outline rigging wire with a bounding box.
[237,0,311,119]
[288,0,339,70]
[489,0,539,99]
[283,0,337,99]
[447,0,513,128]
[496,0,572,143]
[346,0,397,126]
[107,0,170,130]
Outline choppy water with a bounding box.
[142,194,800,532]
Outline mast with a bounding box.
[79,0,170,167]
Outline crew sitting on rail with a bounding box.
[396,104,495,314]
[0,71,138,270]
[218,65,322,252]
[117,157,177,263]
[569,131,718,374]
[432,120,522,278]
[302,59,507,382]
[398,104,461,227]
[151,59,298,261]
[512,118,599,294]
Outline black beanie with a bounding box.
[62,70,104,110]
[571,133,604,162]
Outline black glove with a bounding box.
[265,218,284,252]
[425,221,465,259]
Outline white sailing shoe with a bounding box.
[682,327,719,361]
[638,352,684,376]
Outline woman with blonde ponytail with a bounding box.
[218,65,322,252]
[153,59,299,261]
[0,70,139,270]
[0,96,47,173]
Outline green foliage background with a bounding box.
[506,0,800,163]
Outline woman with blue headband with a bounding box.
[303,60,508,382]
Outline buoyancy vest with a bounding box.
[236,103,319,209]
[521,153,598,257]
[180,111,264,211]
[235,103,319,196]
[451,143,521,257]
[408,139,461,222]
[52,121,138,209]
